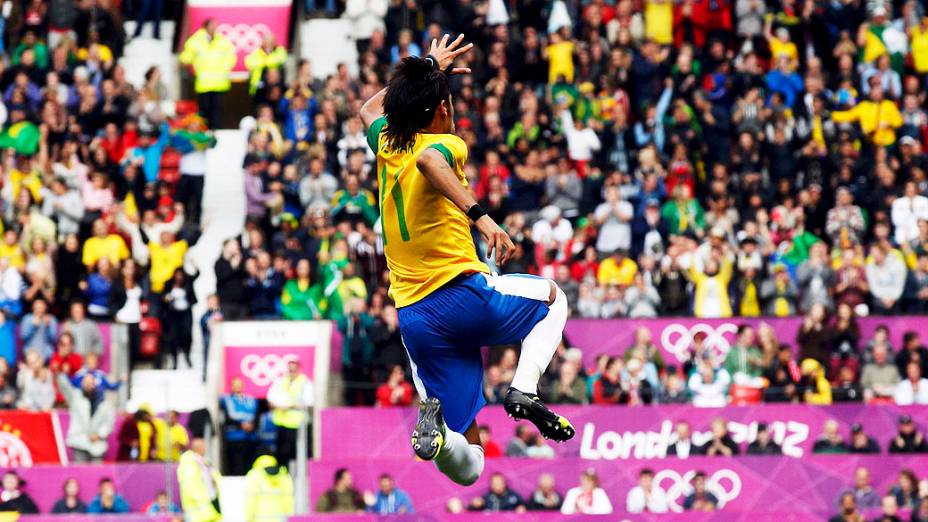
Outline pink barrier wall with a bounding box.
[12,464,177,514]
[322,404,928,461]
[307,456,920,518]
[563,316,928,369]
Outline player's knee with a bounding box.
[545,279,567,310]
[457,471,480,487]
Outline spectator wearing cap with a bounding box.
[894,361,928,405]
[848,424,880,454]
[889,416,928,453]
[801,358,833,405]
[761,263,798,316]
[746,423,782,455]
[861,342,901,402]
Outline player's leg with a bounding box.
[481,273,575,441]
[399,293,487,486]
[413,400,485,486]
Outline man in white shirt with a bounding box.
[894,361,928,405]
[626,468,669,513]
[531,205,573,250]
[891,180,928,245]
[667,421,693,458]
[594,186,634,254]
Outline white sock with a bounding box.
[434,428,485,486]
[510,286,568,395]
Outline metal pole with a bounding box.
[295,411,309,514]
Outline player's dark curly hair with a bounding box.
[382,56,450,152]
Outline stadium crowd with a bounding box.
[209,0,928,406]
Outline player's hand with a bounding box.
[428,33,473,75]
[475,215,514,265]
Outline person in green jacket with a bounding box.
[280,258,328,320]
[724,325,764,382]
[660,184,705,236]
[330,174,378,225]
[12,31,49,70]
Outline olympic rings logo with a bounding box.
[216,23,272,54]
[660,323,739,363]
[654,469,742,513]
[240,353,299,387]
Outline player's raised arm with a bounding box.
[360,87,387,131]
[416,149,514,265]
[361,34,472,132]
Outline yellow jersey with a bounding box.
[367,116,488,307]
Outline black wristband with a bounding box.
[466,204,487,222]
[425,55,440,72]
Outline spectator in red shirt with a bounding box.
[478,424,503,459]
[375,364,413,407]
[49,332,83,377]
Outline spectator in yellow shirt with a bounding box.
[597,249,639,286]
[0,230,25,270]
[908,17,928,75]
[645,0,674,45]
[159,410,190,462]
[82,219,129,269]
[145,230,192,294]
[545,28,575,84]
[766,24,799,71]
[831,84,903,147]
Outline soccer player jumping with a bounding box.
[360,34,575,486]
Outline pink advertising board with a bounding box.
[563,316,928,369]
[183,0,292,73]
[305,456,923,518]
[321,404,928,461]
[224,345,315,397]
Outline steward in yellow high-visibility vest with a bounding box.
[179,18,236,129]
[177,438,222,522]
[266,359,314,465]
[243,454,294,522]
[245,35,288,95]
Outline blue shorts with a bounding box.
[398,273,551,433]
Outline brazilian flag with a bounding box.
[0,122,39,156]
